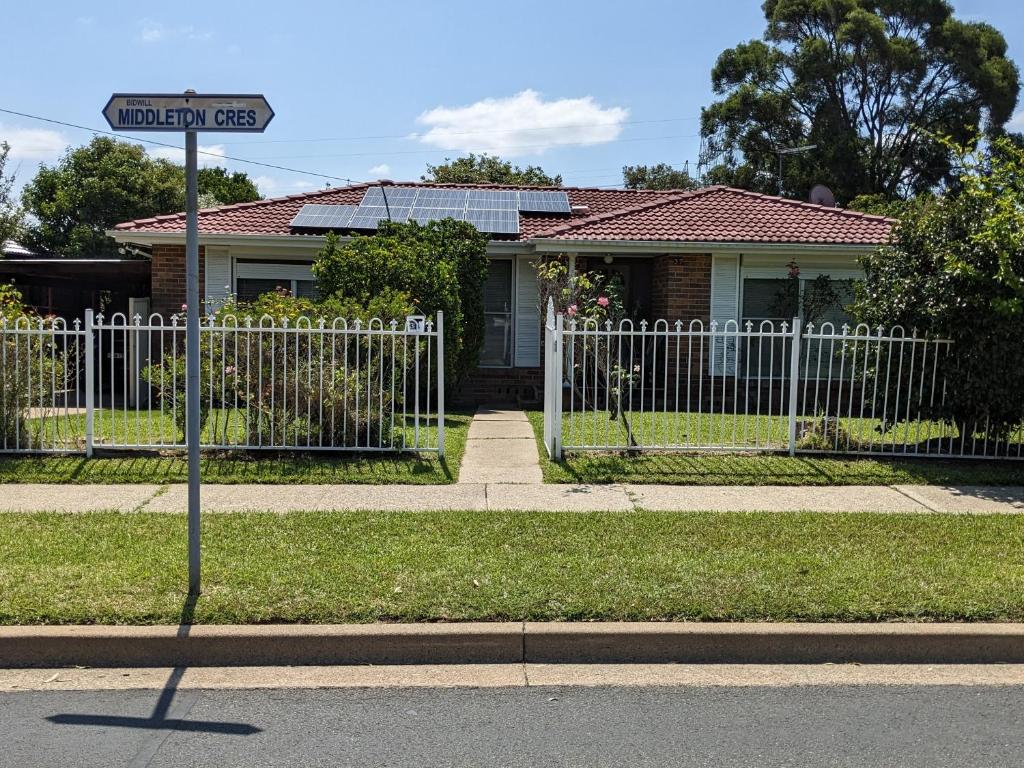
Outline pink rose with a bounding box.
[597,296,609,308]
[567,304,578,317]
[180,303,188,312]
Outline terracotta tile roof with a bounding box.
[113,182,892,246]
[532,187,893,245]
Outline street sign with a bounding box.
[103,90,273,598]
[102,93,274,132]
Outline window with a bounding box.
[740,276,857,377]
[234,262,317,303]
[235,277,316,302]
[480,260,513,367]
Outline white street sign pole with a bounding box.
[103,89,273,598]
[184,125,201,596]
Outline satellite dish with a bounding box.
[809,184,836,207]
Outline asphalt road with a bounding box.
[3,684,1023,767]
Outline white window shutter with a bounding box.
[709,254,739,375]
[204,247,232,312]
[514,256,540,367]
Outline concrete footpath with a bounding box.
[0,482,1022,513]
[3,623,1024,668]
[458,408,543,484]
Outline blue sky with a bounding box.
[3,1,1022,197]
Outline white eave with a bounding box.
[107,229,535,255]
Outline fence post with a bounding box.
[435,311,445,458]
[543,299,554,456]
[552,312,564,459]
[787,316,802,456]
[84,309,95,458]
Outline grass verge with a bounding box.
[0,413,471,485]
[525,411,1024,486]
[2,510,1023,624]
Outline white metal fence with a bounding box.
[543,303,1023,460]
[0,310,444,456]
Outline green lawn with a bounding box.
[526,411,1024,486]
[2,510,1023,624]
[0,412,471,485]
[21,407,448,451]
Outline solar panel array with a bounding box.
[288,187,571,234]
[290,204,358,230]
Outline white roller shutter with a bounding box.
[204,247,232,311]
[514,256,540,367]
[709,254,739,375]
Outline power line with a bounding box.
[0,107,357,185]
[219,116,702,146]
[249,134,701,161]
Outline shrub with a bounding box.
[142,288,418,448]
[853,136,1024,441]
[313,219,489,387]
[0,286,70,448]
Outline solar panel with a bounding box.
[361,187,418,206]
[347,206,412,229]
[289,204,357,229]
[467,189,518,207]
[517,190,571,213]
[409,207,466,224]
[464,208,519,234]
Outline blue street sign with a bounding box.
[102,93,274,133]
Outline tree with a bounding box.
[853,136,1024,440]
[21,137,262,258]
[0,142,23,248]
[701,0,1020,205]
[21,137,184,258]
[621,163,699,191]
[422,153,562,186]
[197,166,261,206]
[314,219,490,386]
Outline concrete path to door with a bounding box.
[457,408,543,485]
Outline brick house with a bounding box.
[109,182,893,402]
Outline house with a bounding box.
[109,182,893,402]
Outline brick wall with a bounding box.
[454,366,544,406]
[151,244,204,317]
[650,253,712,322]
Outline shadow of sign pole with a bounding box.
[46,596,261,750]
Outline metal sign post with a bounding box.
[184,128,201,595]
[104,90,273,596]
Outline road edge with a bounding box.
[2,623,1024,667]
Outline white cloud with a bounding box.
[0,124,69,163]
[147,144,227,167]
[138,19,212,43]
[415,89,629,157]
[254,176,320,198]
[1009,110,1024,131]
[368,163,391,177]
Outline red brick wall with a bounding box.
[650,253,712,322]
[151,244,204,317]
[454,366,543,406]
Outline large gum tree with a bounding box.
[700,0,1020,204]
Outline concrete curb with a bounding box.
[3,623,1024,668]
